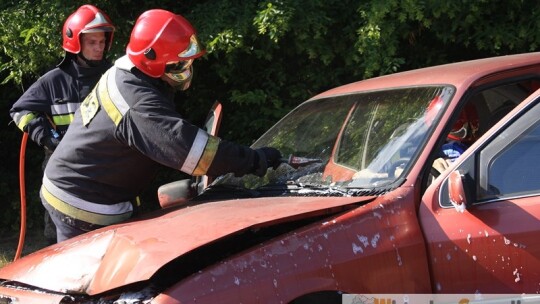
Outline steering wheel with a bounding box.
[430,166,441,179]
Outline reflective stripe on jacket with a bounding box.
[10,59,110,145]
[41,174,132,225]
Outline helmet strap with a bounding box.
[77,52,105,67]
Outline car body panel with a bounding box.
[154,186,432,303]
[0,195,373,295]
[313,53,540,100]
[0,286,70,303]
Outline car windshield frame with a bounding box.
[211,85,455,195]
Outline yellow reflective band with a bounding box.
[41,185,132,226]
[98,72,123,126]
[192,136,220,176]
[16,112,37,131]
[52,113,75,126]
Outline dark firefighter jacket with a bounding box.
[10,59,111,146]
[42,55,258,226]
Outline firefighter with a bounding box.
[432,102,480,177]
[40,9,282,242]
[9,5,115,244]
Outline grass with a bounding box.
[0,229,50,269]
[0,254,10,269]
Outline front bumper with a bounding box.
[0,284,73,304]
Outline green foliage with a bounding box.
[187,0,367,143]
[253,2,292,43]
[354,0,540,75]
[0,1,70,87]
[1,0,540,238]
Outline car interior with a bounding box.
[427,79,540,186]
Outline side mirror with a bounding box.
[448,170,467,212]
[157,179,196,208]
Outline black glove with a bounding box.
[253,147,282,177]
[42,135,60,152]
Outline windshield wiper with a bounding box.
[257,182,349,197]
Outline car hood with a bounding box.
[0,195,373,295]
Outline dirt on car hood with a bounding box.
[0,195,373,295]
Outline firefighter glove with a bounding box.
[253,147,282,177]
[432,157,451,175]
[42,135,60,152]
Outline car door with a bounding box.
[419,90,540,293]
[199,101,222,190]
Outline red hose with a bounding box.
[15,132,28,261]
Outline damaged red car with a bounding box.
[1,52,540,303]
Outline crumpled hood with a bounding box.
[0,195,372,295]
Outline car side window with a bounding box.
[478,108,540,200]
[430,79,540,190]
[438,96,540,208]
[478,101,540,201]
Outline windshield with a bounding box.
[212,86,454,194]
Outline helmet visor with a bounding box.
[82,12,115,33]
[178,35,203,59]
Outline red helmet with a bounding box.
[62,5,115,54]
[448,103,479,143]
[126,9,205,78]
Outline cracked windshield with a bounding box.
[213,86,454,192]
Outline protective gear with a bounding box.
[165,64,194,91]
[432,141,468,178]
[254,147,283,177]
[10,60,110,145]
[12,5,114,245]
[432,158,451,176]
[42,56,263,232]
[126,9,205,78]
[440,141,468,161]
[62,5,115,54]
[447,103,479,144]
[42,136,60,152]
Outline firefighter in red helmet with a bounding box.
[446,102,480,145]
[432,102,480,178]
[9,5,115,244]
[61,4,115,67]
[40,9,282,242]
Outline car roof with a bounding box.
[313,52,540,99]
